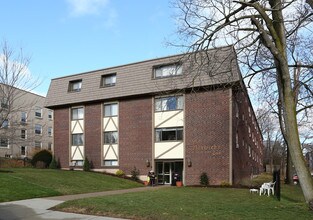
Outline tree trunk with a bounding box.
[281,76,313,207]
[287,148,294,184]
[270,0,313,207]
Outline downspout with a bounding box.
[229,88,233,185]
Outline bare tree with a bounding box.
[257,63,313,183]
[0,40,41,158]
[173,0,313,207]
[257,108,285,173]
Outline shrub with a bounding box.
[49,156,59,169]
[31,150,52,168]
[200,172,209,186]
[116,169,125,177]
[83,157,91,171]
[220,181,231,187]
[0,158,31,168]
[131,166,140,181]
[36,161,46,169]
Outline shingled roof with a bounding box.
[45,45,241,108]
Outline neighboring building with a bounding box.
[45,46,263,185]
[0,84,53,158]
[305,145,313,173]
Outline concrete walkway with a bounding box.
[0,185,169,220]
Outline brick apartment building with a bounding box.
[45,46,263,185]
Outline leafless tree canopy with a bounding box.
[0,41,40,126]
[0,41,42,159]
[174,0,313,93]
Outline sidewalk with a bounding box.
[0,185,169,220]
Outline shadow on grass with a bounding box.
[280,194,302,203]
[0,170,14,173]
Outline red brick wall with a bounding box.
[119,97,152,176]
[53,108,69,168]
[85,103,102,168]
[185,89,231,185]
[232,89,264,184]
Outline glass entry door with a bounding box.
[156,161,183,185]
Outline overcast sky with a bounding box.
[0,0,181,96]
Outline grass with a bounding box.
[55,185,313,220]
[0,168,142,202]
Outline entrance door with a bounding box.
[156,161,183,185]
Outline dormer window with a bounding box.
[101,74,116,87]
[69,80,82,92]
[154,63,182,78]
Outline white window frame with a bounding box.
[155,127,183,142]
[101,74,116,87]
[21,146,27,156]
[154,63,182,78]
[104,131,118,144]
[69,80,82,92]
[48,110,53,120]
[104,160,118,166]
[72,133,84,146]
[21,112,27,123]
[21,129,27,139]
[0,138,9,148]
[35,107,42,118]
[1,97,8,109]
[48,127,53,137]
[155,95,184,112]
[35,124,42,135]
[104,103,118,117]
[48,142,53,151]
[35,141,42,149]
[71,107,84,120]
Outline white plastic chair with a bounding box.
[259,182,275,196]
[268,181,276,196]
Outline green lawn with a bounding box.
[0,168,142,202]
[55,185,313,220]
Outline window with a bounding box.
[236,132,239,148]
[101,74,116,87]
[247,125,250,136]
[48,110,53,120]
[0,138,8,148]
[48,142,53,151]
[104,160,118,166]
[21,146,26,156]
[35,141,42,149]
[104,103,118,117]
[155,127,183,142]
[21,112,27,123]
[35,124,42,135]
[71,160,84,166]
[72,107,84,120]
[1,97,8,109]
[1,119,8,128]
[35,107,42,118]
[154,63,182,78]
[72,134,83,145]
[235,102,239,118]
[104,131,118,144]
[155,96,183,112]
[21,129,27,139]
[69,80,82,92]
[48,127,53,136]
